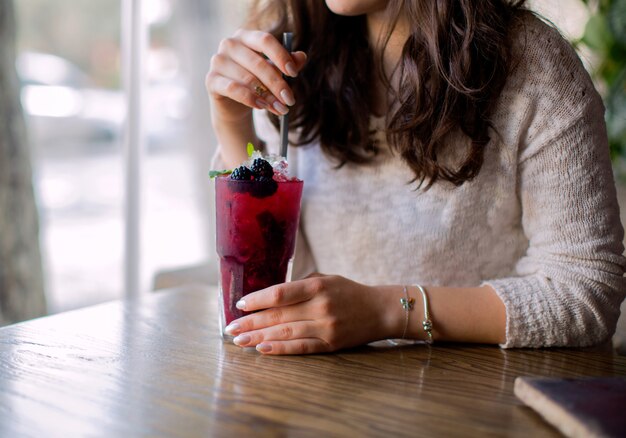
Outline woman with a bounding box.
[206,0,626,354]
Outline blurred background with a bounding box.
[12,0,246,313]
[4,0,626,316]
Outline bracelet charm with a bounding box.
[400,297,414,311]
[400,287,414,339]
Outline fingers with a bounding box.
[227,45,294,111]
[226,304,312,337]
[208,30,308,117]
[235,278,321,312]
[207,56,286,115]
[225,277,326,335]
[291,51,308,70]
[224,275,335,355]
[236,30,299,78]
[255,338,331,355]
[233,320,318,347]
[206,72,266,111]
[230,313,334,355]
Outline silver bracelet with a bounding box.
[400,286,415,339]
[414,284,433,344]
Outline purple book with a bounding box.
[514,377,626,437]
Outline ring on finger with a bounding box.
[254,83,269,97]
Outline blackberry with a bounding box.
[250,176,278,198]
[230,165,253,180]
[250,158,274,178]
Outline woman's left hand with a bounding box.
[224,274,395,355]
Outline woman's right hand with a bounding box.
[206,29,308,123]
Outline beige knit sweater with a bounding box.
[213,15,626,348]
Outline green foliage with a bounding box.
[208,169,233,179]
[577,0,626,161]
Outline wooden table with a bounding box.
[1,286,625,437]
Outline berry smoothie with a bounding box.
[215,158,302,338]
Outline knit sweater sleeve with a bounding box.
[484,19,626,348]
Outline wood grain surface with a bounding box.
[1,286,625,437]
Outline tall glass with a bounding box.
[215,176,303,340]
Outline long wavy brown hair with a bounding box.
[248,0,528,187]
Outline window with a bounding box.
[16,0,243,312]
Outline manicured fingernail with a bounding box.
[256,343,272,353]
[272,100,289,115]
[235,300,246,310]
[233,334,251,346]
[280,89,295,106]
[285,62,297,78]
[224,323,240,335]
[255,99,268,109]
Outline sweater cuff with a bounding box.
[482,276,558,349]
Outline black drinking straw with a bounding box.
[279,32,293,159]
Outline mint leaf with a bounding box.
[209,169,232,179]
[247,142,255,157]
